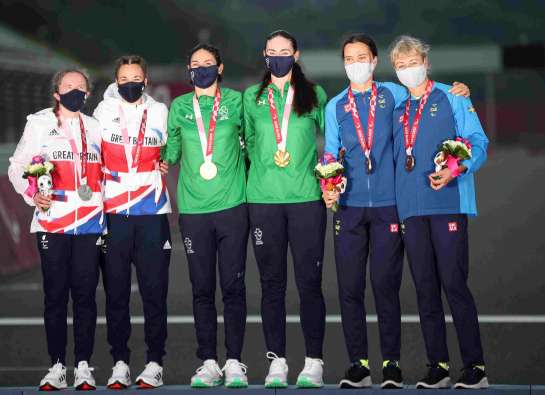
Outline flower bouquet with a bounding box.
[433,137,472,179]
[315,149,347,212]
[23,155,55,202]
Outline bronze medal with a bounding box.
[365,155,373,174]
[405,154,415,172]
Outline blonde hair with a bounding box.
[389,35,430,65]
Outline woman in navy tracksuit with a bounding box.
[390,35,488,389]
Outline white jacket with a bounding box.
[94,83,171,215]
[8,108,105,234]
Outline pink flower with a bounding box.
[31,155,45,165]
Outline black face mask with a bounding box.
[190,65,219,89]
[265,55,295,77]
[118,81,145,103]
[59,89,86,112]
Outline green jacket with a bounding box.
[243,82,327,204]
[163,87,246,214]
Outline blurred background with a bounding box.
[0,0,544,387]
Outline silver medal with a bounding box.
[77,184,93,201]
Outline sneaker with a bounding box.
[416,363,451,389]
[296,357,324,388]
[191,359,223,388]
[222,359,248,388]
[339,359,372,389]
[454,365,489,389]
[135,362,164,389]
[264,352,288,389]
[74,361,96,390]
[39,362,67,391]
[381,360,403,389]
[107,361,131,389]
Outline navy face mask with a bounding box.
[118,81,145,103]
[190,65,219,89]
[59,89,86,112]
[265,55,295,77]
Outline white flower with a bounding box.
[44,162,54,173]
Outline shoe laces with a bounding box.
[266,352,287,375]
[196,360,223,377]
[46,362,65,377]
[142,361,161,375]
[222,360,247,375]
[76,362,94,376]
[112,361,128,376]
[302,357,323,373]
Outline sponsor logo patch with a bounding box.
[448,222,458,232]
[253,228,264,246]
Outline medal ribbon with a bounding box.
[267,85,294,152]
[403,79,434,155]
[347,83,377,159]
[60,115,88,187]
[119,106,148,171]
[193,88,221,163]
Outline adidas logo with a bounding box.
[163,240,171,250]
[155,373,162,381]
[112,117,120,123]
[48,129,60,136]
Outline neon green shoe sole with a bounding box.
[226,378,248,388]
[191,378,223,388]
[265,378,288,389]
[296,376,323,388]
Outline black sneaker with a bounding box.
[454,365,489,389]
[416,363,451,389]
[339,360,372,388]
[381,360,403,389]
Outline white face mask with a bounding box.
[396,64,427,89]
[345,61,376,85]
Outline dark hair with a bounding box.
[115,55,148,79]
[187,43,224,84]
[51,68,91,126]
[256,30,317,116]
[341,33,378,58]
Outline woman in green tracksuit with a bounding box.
[162,44,249,388]
[243,30,328,388]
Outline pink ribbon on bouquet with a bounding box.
[24,176,38,198]
[446,155,463,178]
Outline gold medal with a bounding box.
[199,161,218,180]
[274,149,291,167]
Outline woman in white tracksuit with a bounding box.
[93,55,171,389]
[8,69,104,390]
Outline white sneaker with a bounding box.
[135,362,163,388]
[222,359,248,388]
[265,352,288,388]
[191,359,223,388]
[296,357,324,388]
[107,361,131,389]
[73,361,96,390]
[39,362,67,391]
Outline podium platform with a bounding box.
[0,385,543,395]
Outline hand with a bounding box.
[322,189,340,208]
[33,193,52,211]
[449,81,470,97]
[429,168,456,190]
[159,160,169,175]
